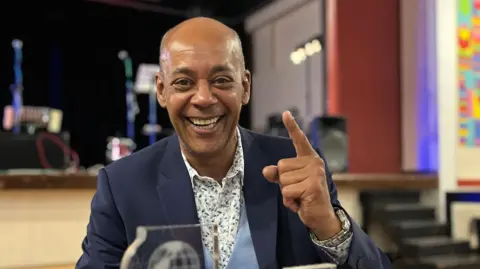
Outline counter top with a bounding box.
[333,173,437,189]
[0,173,437,190]
[0,173,97,189]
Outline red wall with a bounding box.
[327,0,401,173]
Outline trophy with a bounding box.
[284,264,336,269]
[120,224,219,269]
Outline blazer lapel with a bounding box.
[156,135,205,267]
[240,127,279,269]
[157,135,199,225]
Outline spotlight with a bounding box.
[290,48,307,65]
[305,42,316,56]
[290,51,302,65]
[290,35,324,65]
[12,39,23,49]
[311,39,322,53]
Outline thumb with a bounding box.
[262,165,279,183]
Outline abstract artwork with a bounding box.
[458,0,480,147]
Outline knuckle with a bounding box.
[277,159,288,170]
[309,162,322,175]
[313,156,324,166]
[281,186,289,196]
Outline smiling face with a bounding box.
[157,18,251,158]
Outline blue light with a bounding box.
[417,3,438,172]
[456,193,480,202]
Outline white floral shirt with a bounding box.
[181,128,244,269]
[181,128,350,268]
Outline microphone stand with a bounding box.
[136,64,161,145]
[148,81,157,145]
[10,39,24,134]
[118,50,139,141]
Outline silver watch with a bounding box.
[310,208,352,247]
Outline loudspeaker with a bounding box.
[309,116,348,173]
[265,113,289,137]
[0,132,70,170]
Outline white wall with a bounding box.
[436,0,459,222]
[245,0,325,130]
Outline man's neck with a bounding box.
[182,135,238,181]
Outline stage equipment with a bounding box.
[10,39,24,134]
[264,108,303,137]
[264,113,288,137]
[309,116,348,173]
[0,131,78,170]
[134,63,161,145]
[118,50,139,141]
[3,105,63,134]
[105,136,136,163]
[107,50,140,163]
[288,107,303,130]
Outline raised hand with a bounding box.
[262,111,341,239]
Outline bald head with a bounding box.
[159,17,245,72]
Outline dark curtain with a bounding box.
[0,0,251,167]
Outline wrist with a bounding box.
[312,211,342,240]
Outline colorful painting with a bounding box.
[458,0,480,147]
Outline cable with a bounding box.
[35,132,80,171]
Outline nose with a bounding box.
[191,80,217,108]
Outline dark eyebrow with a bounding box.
[171,65,234,77]
[171,67,196,77]
[209,65,234,75]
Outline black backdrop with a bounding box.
[0,0,252,167]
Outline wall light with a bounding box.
[290,36,324,65]
[290,48,307,65]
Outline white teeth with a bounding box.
[190,117,220,126]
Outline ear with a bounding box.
[156,71,167,108]
[241,70,251,105]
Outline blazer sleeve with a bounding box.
[317,150,393,269]
[76,169,127,269]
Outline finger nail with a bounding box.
[288,110,294,119]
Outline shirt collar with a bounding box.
[181,127,244,185]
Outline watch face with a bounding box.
[335,209,350,230]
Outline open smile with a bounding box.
[185,115,225,132]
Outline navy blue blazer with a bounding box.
[76,127,392,269]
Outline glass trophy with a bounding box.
[120,224,219,269]
[283,264,337,269]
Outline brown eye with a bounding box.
[172,78,194,90]
[212,76,233,87]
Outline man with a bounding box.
[77,17,391,269]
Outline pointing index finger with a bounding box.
[282,111,315,156]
